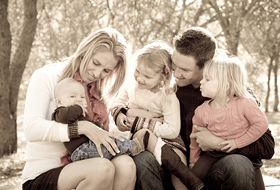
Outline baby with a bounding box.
[52,78,149,162]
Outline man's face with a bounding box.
[171,50,204,88]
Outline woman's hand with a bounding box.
[190,125,225,151]
[77,120,124,157]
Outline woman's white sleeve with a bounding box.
[23,68,69,142]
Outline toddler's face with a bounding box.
[134,63,162,93]
[57,83,87,108]
[200,73,218,99]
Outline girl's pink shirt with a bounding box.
[190,97,269,164]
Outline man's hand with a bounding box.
[219,139,237,153]
[190,125,225,151]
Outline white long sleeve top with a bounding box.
[111,80,181,139]
[22,63,70,184]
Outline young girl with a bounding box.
[111,41,203,190]
[189,55,270,183]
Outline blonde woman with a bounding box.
[22,28,136,190]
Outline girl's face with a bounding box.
[80,51,118,84]
[134,63,162,93]
[200,73,218,99]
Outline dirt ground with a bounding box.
[0,102,279,188]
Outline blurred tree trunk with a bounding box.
[265,57,273,112]
[0,0,38,157]
[273,45,279,112]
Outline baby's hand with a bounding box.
[219,139,237,153]
[82,107,88,117]
[77,104,87,117]
[189,163,194,169]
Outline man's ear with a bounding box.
[55,98,61,107]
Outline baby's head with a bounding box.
[54,78,87,108]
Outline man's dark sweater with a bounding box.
[176,85,208,162]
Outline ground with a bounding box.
[0,101,279,188]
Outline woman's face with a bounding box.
[80,51,118,84]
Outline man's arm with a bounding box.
[231,129,275,160]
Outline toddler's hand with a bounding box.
[116,112,129,131]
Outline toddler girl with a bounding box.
[190,54,270,184]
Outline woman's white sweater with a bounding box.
[22,63,69,184]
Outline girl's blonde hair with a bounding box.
[135,41,173,99]
[59,28,127,104]
[204,55,251,100]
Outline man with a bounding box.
[115,27,273,190]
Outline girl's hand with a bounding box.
[77,120,124,157]
[116,112,130,131]
[127,108,162,118]
[219,139,237,153]
[125,116,135,128]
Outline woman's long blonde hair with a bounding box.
[59,28,127,104]
[203,55,252,100]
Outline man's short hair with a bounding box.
[173,27,217,69]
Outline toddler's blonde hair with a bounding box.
[204,55,251,100]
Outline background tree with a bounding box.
[0,0,38,157]
[204,0,262,55]
[241,0,280,112]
